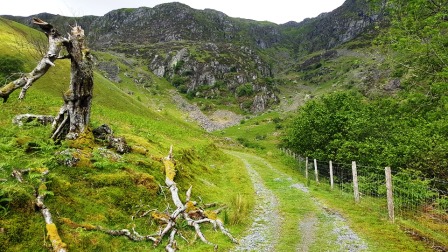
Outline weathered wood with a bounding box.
[352,161,360,203]
[165,228,177,252]
[62,147,236,251]
[36,170,67,252]
[329,161,334,190]
[385,167,394,223]
[305,157,309,180]
[99,226,157,242]
[52,24,93,140]
[11,168,30,183]
[0,18,66,102]
[1,18,93,141]
[61,217,159,243]
[10,168,66,251]
[12,114,54,127]
[161,146,237,248]
[314,159,319,183]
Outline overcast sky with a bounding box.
[1,0,346,24]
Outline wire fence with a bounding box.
[281,149,448,250]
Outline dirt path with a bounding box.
[232,158,281,251]
[227,151,368,252]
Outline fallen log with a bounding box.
[160,146,238,247]
[61,146,237,251]
[12,168,67,252]
[36,169,67,252]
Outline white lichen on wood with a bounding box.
[11,168,67,252]
[63,146,237,251]
[1,18,94,141]
[0,18,66,102]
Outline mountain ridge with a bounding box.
[1,0,381,113]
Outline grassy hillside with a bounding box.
[0,18,254,251]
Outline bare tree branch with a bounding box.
[0,18,67,102]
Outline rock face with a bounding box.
[282,0,380,54]
[3,0,382,113]
[96,61,121,83]
[171,92,243,132]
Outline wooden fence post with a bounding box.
[385,167,395,223]
[314,159,319,183]
[352,161,360,203]
[329,161,334,190]
[305,157,309,180]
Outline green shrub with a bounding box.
[392,169,436,209]
[171,75,188,87]
[236,83,254,97]
[178,84,188,93]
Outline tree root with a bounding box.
[60,146,237,251]
[12,168,67,252]
[60,218,157,242]
[157,146,238,248]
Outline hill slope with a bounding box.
[2,0,381,114]
[0,17,255,251]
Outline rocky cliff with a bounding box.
[2,0,381,113]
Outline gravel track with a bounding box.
[232,158,281,252]
[229,151,368,252]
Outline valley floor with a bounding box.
[227,151,368,252]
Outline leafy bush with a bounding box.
[178,84,188,94]
[171,75,188,87]
[376,0,448,85]
[236,83,254,97]
[392,169,436,209]
[240,100,253,110]
[284,90,448,181]
[237,137,264,149]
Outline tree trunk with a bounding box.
[52,25,93,140]
[0,18,93,141]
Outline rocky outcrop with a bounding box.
[146,43,270,89]
[171,92,243,132]
[4,0,380,54]
[2,0,383,113]
[281,0,381,55]
[96,61,121,83]
[93,124,130,154]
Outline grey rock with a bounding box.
[12,114,54,127]
[93,124,130,154]
[96,61,121,83]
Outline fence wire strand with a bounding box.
[281,149,448,249]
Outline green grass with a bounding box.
[307,185,431,252]
[218,110,438,251]
[1,15,445,252]
[0,17,254,251]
